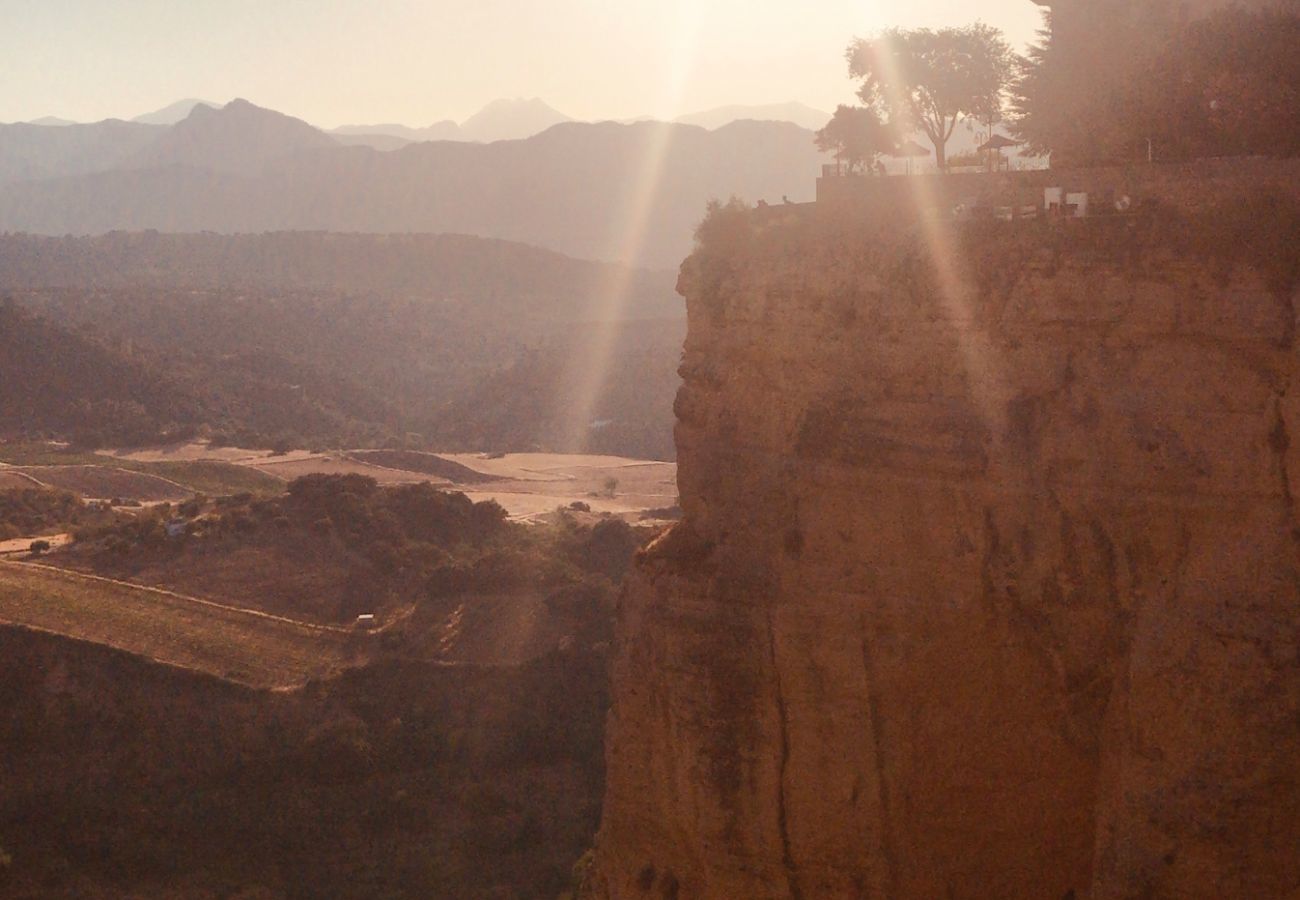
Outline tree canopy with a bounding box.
[847,23,1014,171]
[1010,7,1300,164]
[814,105,894,173]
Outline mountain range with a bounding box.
[0,99,829,268]
[16,97,829,144]
[333,97,572,145]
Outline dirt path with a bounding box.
[0,560,359,688]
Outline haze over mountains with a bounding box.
[0,98,829,268]
[335,97,572,145]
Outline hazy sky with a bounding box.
[1,0,1045,126]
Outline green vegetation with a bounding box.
[0,628,609,898]
[0,488,117,541]
[815,105,894,173]
[847,24,1014,170]
[70,473,651,624]
[1011,7,1300,164]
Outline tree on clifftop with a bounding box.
[847,24,1014,171]
[815,105,894,173]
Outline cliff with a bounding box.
[589,167,1300,898]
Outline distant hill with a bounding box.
[0,232,683,456]
[132,99,217,125]
[26,116,78,127]
[0,301,207,446]
[0,115,827,268]
[676,101,831,131]
[0,119,163,185]
[129,99,338,175]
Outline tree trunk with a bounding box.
[932,138,947,172]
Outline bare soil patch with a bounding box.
[0,533,71,555]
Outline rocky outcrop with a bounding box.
[590,185,1300,898]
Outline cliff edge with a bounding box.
[589,162,1300,899]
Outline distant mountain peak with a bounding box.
[676,101,831,132]
[460,97,572,143]
[132,98,337,174]
[132,99,218,126]
[26,116,79,127]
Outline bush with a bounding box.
[28,539,51,555]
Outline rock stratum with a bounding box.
[589,165,1300,899]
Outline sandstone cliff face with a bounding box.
[590,191,1300,898]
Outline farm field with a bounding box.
[0,443,285,497]
[0,470,43,490]
[346,449,503,484]
[15,465,192,502]
[0,561,355,688]
[98,441,318,464]
[250,454,441,485]
[7,440,679,521]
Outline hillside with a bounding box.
[0,625,609,898]
[0,300,393,449]
[0,562,352,688]
[0,112,828,268]
[1,231,684,456]
[0,301,208,446]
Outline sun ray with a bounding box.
[870,32,1011,448]
[557,1,703,455]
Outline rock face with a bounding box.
[589,185,1300,898]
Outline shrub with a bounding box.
[28,539,51,555]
